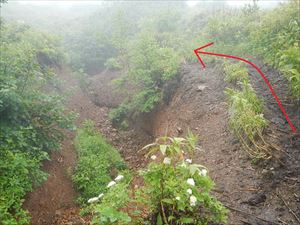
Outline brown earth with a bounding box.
[24,67,151,225]
[151,62,300,225]
[24,62,300,225]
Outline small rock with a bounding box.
[177,127,183,134]
[55,210,62,216]
[244,193,267,206]
[197,85,207,92]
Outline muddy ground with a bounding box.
[24,61,300,225]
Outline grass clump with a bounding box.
[226,82,267,140]
[72,120,127,204]
[224,63,277,159]
[223,62,249,84]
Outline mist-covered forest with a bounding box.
[0,1,299,225]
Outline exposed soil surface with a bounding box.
[24,67,151,225]
[24,62,299,225]
[152,62,300,225]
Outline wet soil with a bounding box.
[151,62,300,225]
[24,67,151,225]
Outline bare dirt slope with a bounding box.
[24,67,151,225]
[152,63,300,225]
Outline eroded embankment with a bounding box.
[24,62,299,225]
[151,62,300,225]
[24,67,153,225]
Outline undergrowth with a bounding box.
[80,132,227,225]
[0,21,75,225]
[224,63,277,159]
[72,120,127,204]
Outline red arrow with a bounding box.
[194,42,297,133]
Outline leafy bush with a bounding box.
[0,149,48,225]
[200,1,299,99]
[73,69,89,90]
[111,33,181,125]
[0,21,75,224]
[279,44,300,99]
[83,133,227,225]
[249,1,300,99]
[91,179,132,225]
[105,57,122,70]
[286,68,300,98]
[72,120,127,204]
[109,103,130,126]
[137,134,228,224]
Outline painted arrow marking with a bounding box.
[194,42,297,133]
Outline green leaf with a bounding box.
[157,213,163,225]
[180,217,194,224]
[162,198,173,204]
[159,145,168,155]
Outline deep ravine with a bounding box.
[24,63,300,225]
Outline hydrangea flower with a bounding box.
[151,155,157,160]
[190,195,197,206]
[185,159,192,164]
[98,193,104,198]
[114,175,124,181]
[187,188,192,195]
[187,178,195,186]
[107,181,116,188]
[88,197,99,204]
[199,169,207,176]
[163,157,171,165]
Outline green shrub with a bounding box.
[0,21,75,225]
[0,149,48,225]
[110,33,181,125]
[105,57,122,70]
[85,133,227,225]
[91,178,132,225]
[137,134,228,224]
[109,103,130,126]
[286,68,300,99]
[248,1,300,99]
[280,44,300,99]
[72,120,127,204]
[74,69,89,90]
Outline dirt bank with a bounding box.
[24,67,152,224]
[151,62,300,225]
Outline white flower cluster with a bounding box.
[163,157,171,165]
[150,155,157,160]
[187,178,195,186]
[186,178,197,206]
[87,174,124,204]
[87,192,104,204]
[199,169,207,177]
[190,195,197,206]
[185,159,192,164]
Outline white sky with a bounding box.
[12,0,288,8]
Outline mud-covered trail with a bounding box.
[24,63,300,225]
[24,67,152,224]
